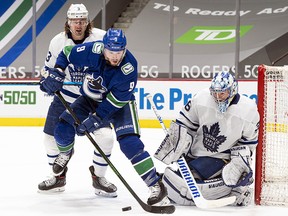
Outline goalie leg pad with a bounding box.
[92,127,114,177]
[154,121,193,165]
[162,167,232,205]
[162,167,194,206]
[230,186,253,206]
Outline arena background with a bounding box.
[0,0,287,126]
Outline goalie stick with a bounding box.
[146,94,236,209]
[55,91,175,214]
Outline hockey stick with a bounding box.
[272,50,288,65]
[146,94,236,209]
[0,81,82,86]
[55,91,175,214]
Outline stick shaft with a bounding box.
[55,91,175,214]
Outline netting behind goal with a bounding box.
[255,64,288,206]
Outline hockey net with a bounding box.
[255,64,288,206]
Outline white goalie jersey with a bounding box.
[178,89,259,160]
[44,28,106,103]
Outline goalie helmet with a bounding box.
[103,28,127,51]
[67,4,88,19]
[209,71,238,113]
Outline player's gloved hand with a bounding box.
[76,113,102,136]
[222,145,254,188]
[40,68,65,95]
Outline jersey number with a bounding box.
[46,51,52,62]
[129,82,134,92]
[184,100,192,112]
[76,46,86,52]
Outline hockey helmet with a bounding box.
[67,4,88,19]
[103,28,127,52]
[209,71,238,113]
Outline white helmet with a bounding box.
[67,4,88,19]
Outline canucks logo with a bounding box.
[202,123,226,152]
[121,63,134,75]
[87,76,107,94]
[83,74,107,101]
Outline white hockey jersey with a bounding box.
[44,28,106,103]
[177,88,259,160]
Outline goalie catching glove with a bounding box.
[40,67,65,95]
[222,145,254,188]
[154,121,193,165]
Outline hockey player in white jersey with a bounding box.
[38,3,117,197]
[155,71,259,206]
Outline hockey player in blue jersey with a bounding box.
[154,71,259,206]
[41,28,171,206]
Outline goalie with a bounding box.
[155,71,259,206]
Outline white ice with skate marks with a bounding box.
[0,127,287,215]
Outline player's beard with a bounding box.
[109,59,120,66]
[105,56,122,66]
[104,50,126,66]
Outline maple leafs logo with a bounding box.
[202,123,226,152]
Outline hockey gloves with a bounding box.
[40,68,65,95]
[222,145,254,188]
[76,113,102,136]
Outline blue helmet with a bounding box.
[209,71,238,113]
[103,28,127,51]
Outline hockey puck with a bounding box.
[122,206,132,211]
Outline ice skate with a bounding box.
[147,179,170,206]
[38,167,68,192]
[53,150,73,175]
[89,166,117,197]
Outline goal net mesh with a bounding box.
[255,64,288,206]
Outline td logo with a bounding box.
[175,25,253,44]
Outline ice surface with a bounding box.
[0,127,287,216]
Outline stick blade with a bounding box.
[196,196,236,209]
[141,203,176,214]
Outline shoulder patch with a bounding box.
[121,63,134,75]
[92,42,104,54]
[63,45,74,57]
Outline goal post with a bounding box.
[255,64,288,206]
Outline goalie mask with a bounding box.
[210,71,238,113]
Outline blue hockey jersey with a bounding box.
[55,41,138,120]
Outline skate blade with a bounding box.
[94,189,117,198]
[37,187,65,194]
